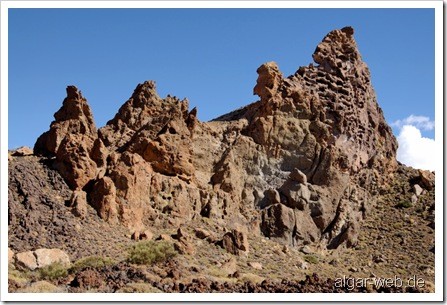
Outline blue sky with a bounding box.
[8,8,435,169]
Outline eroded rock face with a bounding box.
[34,86,99,190]
[32,27,398,250]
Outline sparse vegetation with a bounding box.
[303,255,319,264]
[396,200,412,209]
[238,273,265,285]
[38,262,68,281]
[70,256,116,274]
[127,240,177,265]
[9,267,32,285]
[17,281,62,293]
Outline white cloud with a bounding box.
[391,114,435,131]
[396,125,436,171]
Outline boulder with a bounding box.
[419,170,435,191]
[11,146,33,156]
[34,248,71,268]
[173,227,195,255]
[413,184,423,196]
[69,190,88,218]
[8,248,15,264]
[220,226,249,255]
[16,251,37,270]
[248,262,263,270]
[289,168,307,184]
[221,258,238,276]
[261,203,320,247]
[195,228,211,240]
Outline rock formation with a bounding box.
[30,26,398,251]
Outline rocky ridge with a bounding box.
[8,27,435,293]
[31,27,394,250]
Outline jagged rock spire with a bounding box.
[34,86,97,157]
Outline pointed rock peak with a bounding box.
[54,86,95,127]
[34,85,97,157]
[312,26,361,69]
[254,61,283,100]
[66,85,83,100]
[134,80,156,93]
[340,26,354,37]
[131,80,158,99]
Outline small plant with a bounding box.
[17,281,62,293]
[303,255,319,264]
[127,240,177,265]
[396,201,412,209]
[9,267,31,285]
[38,262,68,281]
[70,256,116,274]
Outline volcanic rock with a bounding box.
[8,248,15,265]
[418,169,435,191]
[16,251,37,271]
[69,190,88,219]
[11,146,33,156]
[34,86,99,189]
[28,27,399,252]
[34,248,71,268]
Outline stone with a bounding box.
[131,231,141,241]
[411,194,418,204]
[300,246,312,254]
[173,227,196,255]
[11,146,33,156]
[16,251,38,270]
[34,248,71,268]
[418,170,435,191]
[174,227,188,240]
[140,230,154,241]
[289,168,307,184]
[253,61,283,100]
[296,260,309,270]
[89,177,118,223]
[221,232,240,255]
[156,234,173,242]
[413,184,423,196]
[261,203,296,244]
[232,226,249,252]
[349,267,358,273]
[219,226,249,256]
[195,228,211,239]
[221,258,238,276]
[248,262,263,270]
[174,240,196,255]
[69,190,88,218]
[8,248,15,265]
[264,188,281,204]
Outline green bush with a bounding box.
[127,240,176,265]
[303,255,319,264]
[396,201,412,209]
[70,256,116,274]
[38,263,68,281]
